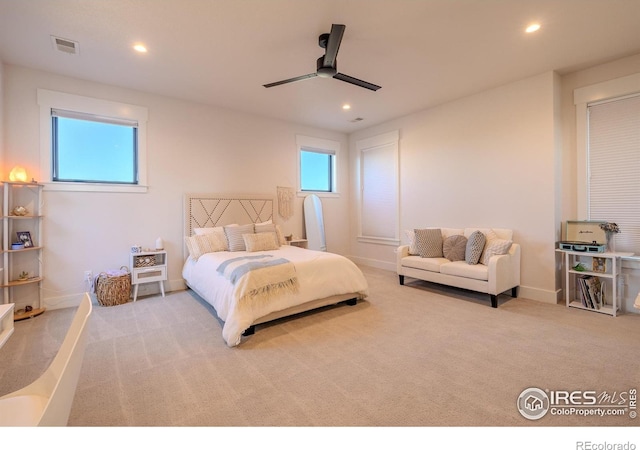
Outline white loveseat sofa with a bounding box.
[397,227,521,308]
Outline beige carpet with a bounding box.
[1,265,639,428]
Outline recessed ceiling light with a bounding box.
[133,44,148,53]
[525,23,541,33]
[342,104,351,110]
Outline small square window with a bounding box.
[296,135,339,195]
[300,150,333,192]
[53,114,138,184]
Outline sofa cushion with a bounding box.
[481,238,513,265]
[402,255,450,273]
[443,235,467,261]
[465,230,486,265]
[415,228,443,258]
[440,261,489,281]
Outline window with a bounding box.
[52,110,138,184]
[357,130,399,245]
[38,89,148,193]
[300,150,333,192]
[296,135,339,195]
[574,73,640,253]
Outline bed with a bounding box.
[182,193,369,346]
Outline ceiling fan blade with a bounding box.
[263,73,317,88]
[333,73,381,91]
[323,24,345,67]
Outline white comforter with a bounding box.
[182,245,369,346]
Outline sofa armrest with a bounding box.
[486,243,521,295]
[397,245,410,274]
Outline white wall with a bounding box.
[348,72,561,304]
[2,64,349,310]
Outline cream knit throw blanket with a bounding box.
[217,255,299,307]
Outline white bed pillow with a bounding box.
[185,233,227,260]
[224,223,255,251]
[244,232,279,252]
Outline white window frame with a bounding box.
[574,73,640,217]
[37,89,149,193]
[296,135,339,198]
[356,130,400,246]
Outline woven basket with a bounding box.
[95,266,131,306]
[133,254,157,268]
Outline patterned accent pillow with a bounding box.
[224,223,255,251]
[184,233,227,260]
[414,228,443,258]
[244,232,279,252]
[254,223,285,246]
[405,229,418,255]
[481,239,513,265]
[193,227,228,250]
[465,230,486,265]
[443,235,467,261]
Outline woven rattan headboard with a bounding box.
[184,193,274,238]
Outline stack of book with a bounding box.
[576,275,605,309]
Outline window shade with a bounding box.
[358,130,399,243]
[588,94,640,252]
[52,108,138,127]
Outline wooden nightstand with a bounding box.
[287,239,308,249]
[130,250,167,301]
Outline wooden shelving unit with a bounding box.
[1,181,45,321]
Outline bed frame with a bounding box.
[183,193,362,336]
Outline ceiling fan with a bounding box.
[263,24,381,91]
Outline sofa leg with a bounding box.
[490,295,498,308]
[511,286,518,298]
[399,275,405,285]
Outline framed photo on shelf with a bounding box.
[16,231,33,248]
[592,257,607,273]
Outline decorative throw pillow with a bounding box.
[255,222,285,246]
[185,233,227,261]
[244,232,279,252]
[193,227,228,250]
[405,229,418,255]
[465,230,486,265]
[224,223,255,251]
[414,228,444,258]
[443,235,467,261]
[481,239,513,265]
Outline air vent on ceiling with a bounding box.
[51,36,79,55]
[350,117,364,123]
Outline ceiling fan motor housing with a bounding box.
[316,56,337,78]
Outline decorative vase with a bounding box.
[606,231,616,253]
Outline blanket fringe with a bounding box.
[241,277,300,305]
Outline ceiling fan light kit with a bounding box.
[264,24,381,91]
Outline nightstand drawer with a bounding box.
[132,266,166,284]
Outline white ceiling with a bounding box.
[1,0,640,133]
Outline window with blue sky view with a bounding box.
[53,116,137,184]
[300,150,333,192]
